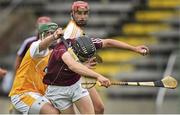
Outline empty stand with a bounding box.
[0,0,179,105]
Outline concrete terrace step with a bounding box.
[20,0,45,4]
[122,23,171,35]
[148,0,180,9]
[135,10,178,22]
[52,14,120,27]
[163,16,180,25]
[84,28,108,38]
[148,43,179,55]
[133,59,180,71]
[115,70,180,81]
[48,0,135,3]
[98,43,178,63]
[49,16,109,37]
[106,84,179,98]
[116,70,163,80]
[131,56,168,66]
[97,54,179,72]
[151,29,180,38]
[0,0,10,6]
[107,86,158,97]
[98,51,166,64]
[45,2,134,13]
[130,56,168,70]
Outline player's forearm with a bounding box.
[69,62,101,79]
[62,52,102,79]
[103,39,136,51]
[39,35,56,51]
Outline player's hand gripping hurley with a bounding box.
[81,76,178,89]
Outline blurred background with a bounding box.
[0,0,180,114]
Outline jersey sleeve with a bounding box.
[30,40,49,58]
[91,38,103,49]
[63,28,72,39]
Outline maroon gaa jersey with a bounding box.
[43,38,103,86]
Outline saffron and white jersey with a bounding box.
[9,40,50,96]
[63,20,84,39]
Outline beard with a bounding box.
[76,20,87,27]
[71,14,88,27]
[77,21,87,27]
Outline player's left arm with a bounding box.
[39,28,63,51]
[101,39,149,56]
[30,28,63,58]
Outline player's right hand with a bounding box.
[53,28,63,40]
[134,45,149,56]
[97,75,111,88]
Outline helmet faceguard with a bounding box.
[72,36,96,62]
[38,22,58,36]
[38,22,58,40]
[38,22,59,49]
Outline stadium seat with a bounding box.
[135,11,179,22]
[148,0,180,8]
[122,23,170,35]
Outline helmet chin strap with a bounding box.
[40,32,49,40]
[40,33,44,40]
[41,32,46,40]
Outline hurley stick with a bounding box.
[81,76,178,89]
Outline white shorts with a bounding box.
[45,79,89,111]
[11,92,50,114]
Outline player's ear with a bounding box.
[71,12,74,18]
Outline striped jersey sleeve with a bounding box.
[30,40,49,58]
[91,38,103,49]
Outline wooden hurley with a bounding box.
[81,76,178,89]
